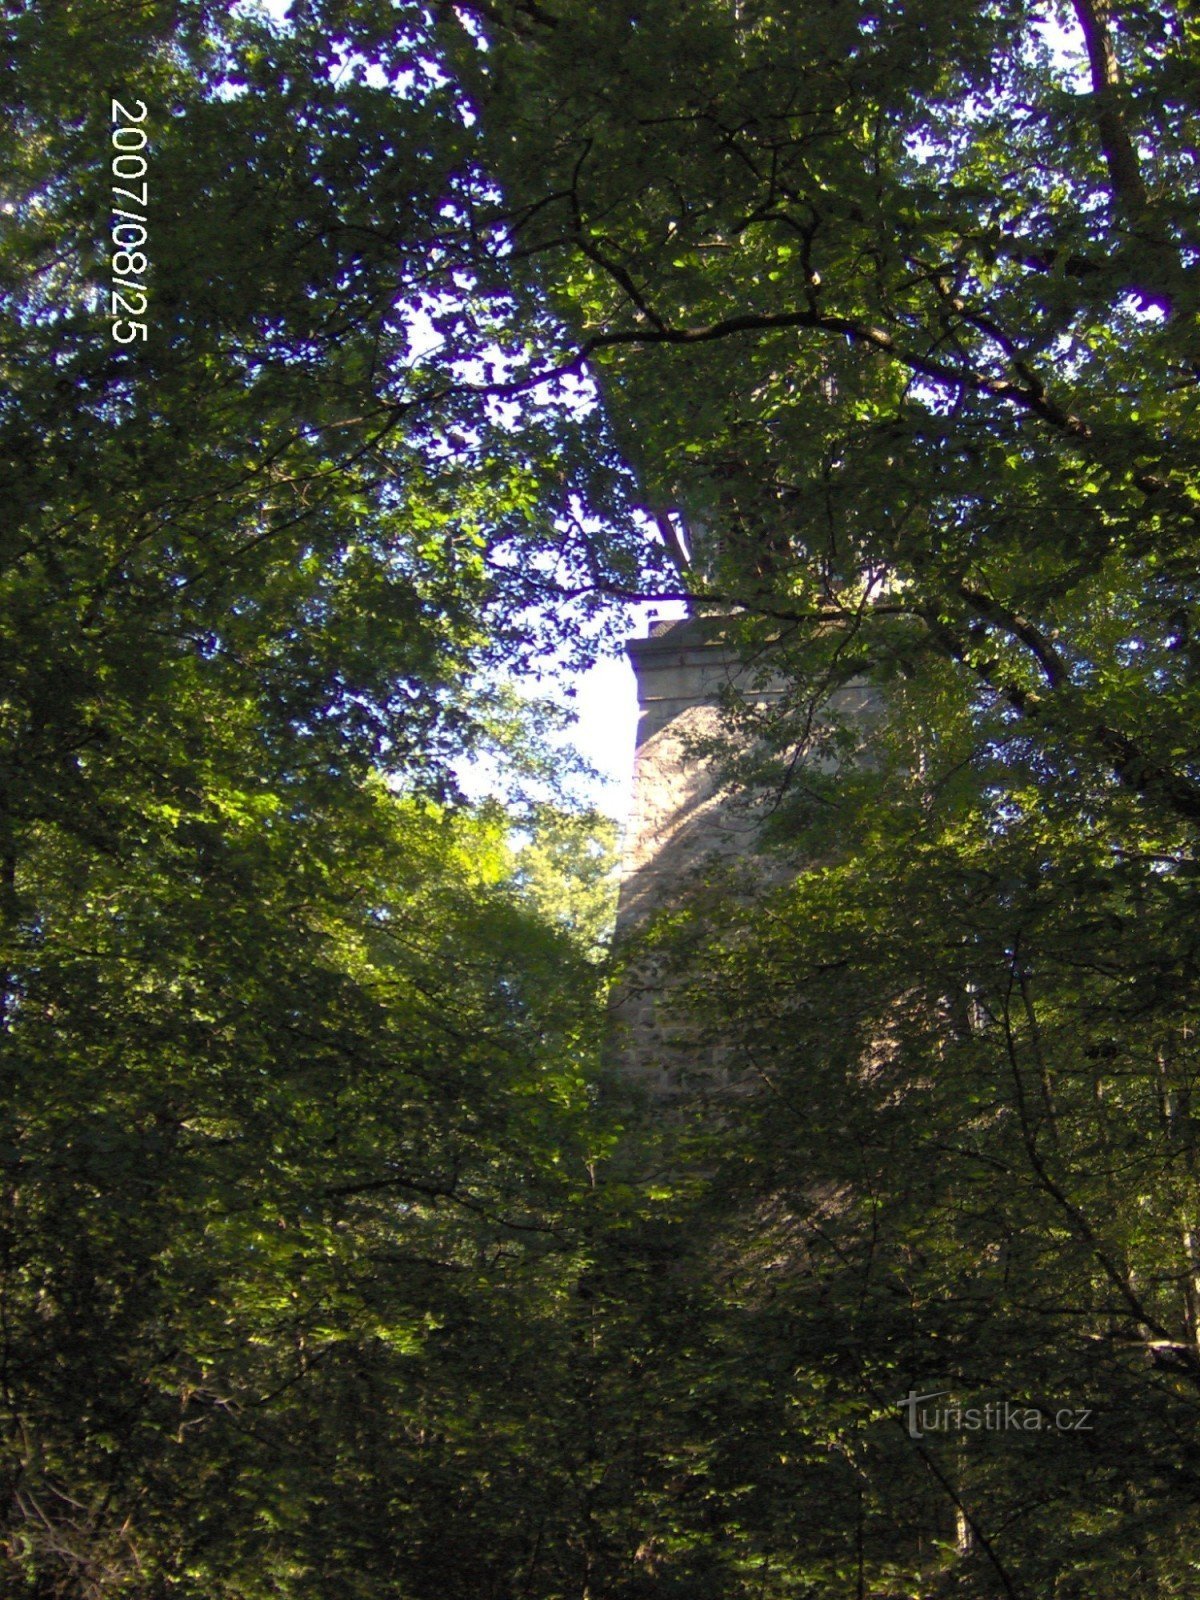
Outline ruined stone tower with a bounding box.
[615,614,773,933]
[608,612,785,1090]
[609,597,876,1090]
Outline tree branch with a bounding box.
[1072,0,1148,220]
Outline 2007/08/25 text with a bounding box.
[110,98,149,344]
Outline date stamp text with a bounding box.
[109,98,149,344]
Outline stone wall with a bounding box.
[610,614,875,1093]
[616,616,775,935]
[609,616,783,1092]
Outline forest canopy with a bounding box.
[2,0,1199,1596]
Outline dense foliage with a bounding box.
[3,0,1199,1595]
[2,3,620,1593]
[437,0,1200,1594]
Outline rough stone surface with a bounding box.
[616,617,774,935]
[609,616,783,1093]
[610,615,873,1093]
